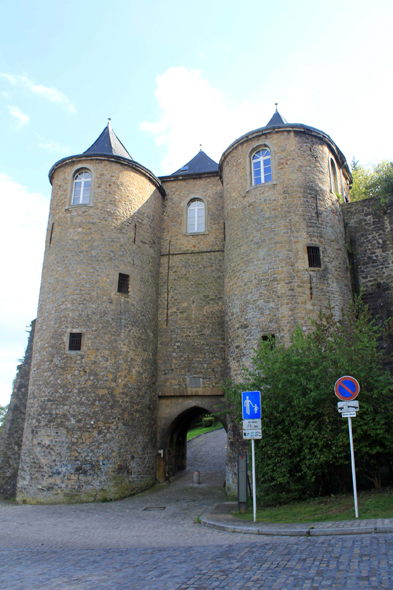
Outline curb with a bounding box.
[200,503,393,537]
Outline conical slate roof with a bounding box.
[172,149,218,176]
[83,120,133,160]
[266,109,288,127]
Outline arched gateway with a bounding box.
[156,397,228,483]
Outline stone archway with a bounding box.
[156,396,228,483]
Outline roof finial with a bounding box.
[275,103,278,112]
[199,144,202,151]
[107,118,111,129]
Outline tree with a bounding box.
[225,300,393,504]
[350,160,393,204]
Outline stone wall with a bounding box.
[157,174,225,394]
[0,321,35,499]
[343,196,393,329]
[156,173,230,484]
[16,158,164,503]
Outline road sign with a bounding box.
[334,378,360,519]
[242,391,261,420]
[337,401,359,413]
[243,430,262,440]
[241,391,262,524]
[334,376,360,401]
[243,419,261,430]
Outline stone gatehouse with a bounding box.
[1,109,392,503]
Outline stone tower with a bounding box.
[16,122,165,503]
[220,110,353,380]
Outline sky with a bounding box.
[0,0,392,406]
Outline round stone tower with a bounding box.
[220,110,352,381]
[16,122,165,503]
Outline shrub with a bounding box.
[225,299,393,504]
[202,415,215,427]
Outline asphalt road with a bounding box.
[1,429,392,589]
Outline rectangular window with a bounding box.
[117,273,130,294]
[69,333,82,351]
[307,246,321,268]
[261,334,276,349]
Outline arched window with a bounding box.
[72,170,92,205]
[252,148,272,185]
[330,159,339,194]
[187,199,205,233]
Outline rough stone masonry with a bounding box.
[1,111,392,503]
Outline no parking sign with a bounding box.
[334,375,360,518]
[334,376,360,401]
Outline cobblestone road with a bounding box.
[1,429,392,589]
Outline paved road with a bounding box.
[1,429,392,589]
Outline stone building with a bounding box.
[1,110,392,503]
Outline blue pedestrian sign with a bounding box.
[242,391,261,420]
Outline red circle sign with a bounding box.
[334,376,360,401]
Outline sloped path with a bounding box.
[0,429,392,589]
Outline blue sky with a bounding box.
[1,0,392,405]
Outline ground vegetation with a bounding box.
[225,299,393,504]
[350,159,393,205]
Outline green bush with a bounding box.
[225,299,393,504]
[351,159,393,205]
[202,415,214,427]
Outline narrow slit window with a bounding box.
[330,159,339,194]
[69,333,82,351]
[261,334,276,349]
[307,246,321,268]
[117,273,130,294]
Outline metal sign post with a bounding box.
[242,391,261,523]
[334,376,360,519]
[347,416,359,518]
[251,439,257,522]
[238,454,248,514]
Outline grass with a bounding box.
[187,422,223,440]
[235,487,393,523]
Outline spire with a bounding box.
[266,105,288,127]
[83,121,133,160]
[171,149,218,176]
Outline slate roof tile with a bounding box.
[83,121,132,160]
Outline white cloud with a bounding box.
[0,73,75,113]
[142,66,393,176]
[141,67,272,174]
[8,105,29,127]
[0,174,49,405]
[37,136,70,154]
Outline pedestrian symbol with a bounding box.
[242,391,261,420]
